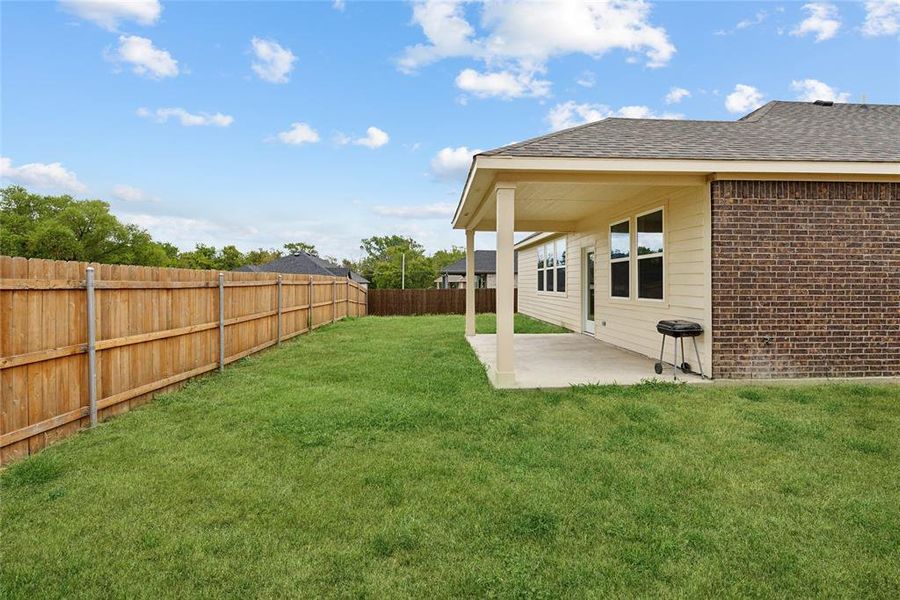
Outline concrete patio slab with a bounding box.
[467,333,706,389]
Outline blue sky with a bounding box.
[2,0,898,259]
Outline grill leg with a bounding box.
[658,335,666,365]
[692,337,704,379]
[673,335,679,380]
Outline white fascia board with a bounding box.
[475,156,900,176]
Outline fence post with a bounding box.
[218,273,225,372]
[307,278,313,330]
[332,279,337,323]
[276,275,283,346]
[85,266,98,427]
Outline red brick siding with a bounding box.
[711,181,899,379]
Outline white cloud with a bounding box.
[276,122,320,145]
[665,87,691,104]
[617,105,681,119]
[119,212,260,250]
[60,0,161,30]
[430,146,480,180]
[862,0,900,36]
[791,3,841,42]
[547,102,611,131]
[576,70,596,88]
[1,156,87,194]
[455,67,550,99]
[725,84,765,114]
[717,8,773,36]
[112,35,179,78]
[790,78,851,102]
[336,126,390,148]
[737,9,769,30]
[333,0,346,11]
[137,107,233,127]
[250,37,296,84]
[399,0,675,99]
[371,202,456,219]
[546,101,682,131]
[111,184,158,202]
[398,0,477,73]
[353,126,390,148]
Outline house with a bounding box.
[236,251,369,287]
[434,250,518,289]
[452,100,899,387]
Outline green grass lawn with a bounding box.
[476,312,569,334]
[2,316,898,598]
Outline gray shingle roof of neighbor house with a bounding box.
[479,101,900,162]
[235,252,369,284]
[440,250,518,275]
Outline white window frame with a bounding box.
[635,206,665,303]
[609,218,631,300]
[536,238,567,296]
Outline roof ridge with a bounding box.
[738,100,777,122]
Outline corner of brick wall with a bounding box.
[710,180,899,379]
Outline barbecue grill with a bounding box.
[654,320,704,379]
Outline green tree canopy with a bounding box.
[431,246,465,272]
[244,247,283,265]
[283,242,318,256]
[0,186,299,271]
[357,235,432,288]
[370,245,435,289]
[0,186,170,265]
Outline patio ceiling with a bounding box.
[457,166,706,232]
[470,180,694,232]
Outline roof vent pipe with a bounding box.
[813,100,834,106]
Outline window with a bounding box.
[637,209,664,300]
[610,220,630,298]
[536,238,566,293]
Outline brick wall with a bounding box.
[711,181,899,379]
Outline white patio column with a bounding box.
[495,183,516,387]
[465,228,476,337]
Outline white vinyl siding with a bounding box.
[517,186,709,367]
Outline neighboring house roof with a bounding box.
[480,101,900,163]
[235,252,369,284]
[440,250,518,275]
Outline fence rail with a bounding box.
[0,256,366,464]
[367,288,516,316]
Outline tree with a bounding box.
[371,245,435,289]
[175,244,249,271]
[283,241,318,256]
[244,247,282,265]
[359,235,424,259]
[431,246,465,273]
[0,186,171,265]
[356,235,436,288]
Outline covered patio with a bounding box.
[455,154,714,388]
[467,333,705,388]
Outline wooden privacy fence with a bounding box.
[367,288,517,316]
[0,256,367,464]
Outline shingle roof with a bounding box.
[440,250,518,275]
[235,252,369,283]
[480,101,900,162]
